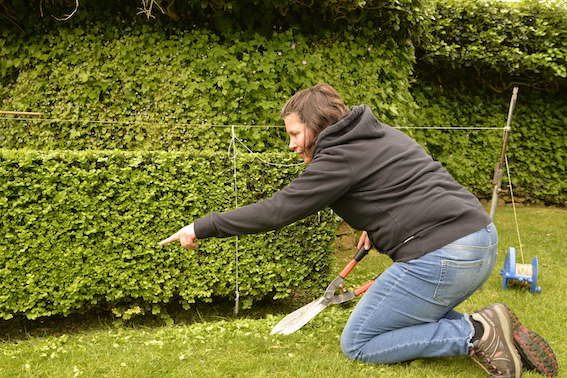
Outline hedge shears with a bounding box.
[271,247,374,335]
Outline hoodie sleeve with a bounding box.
[194,150,351,239]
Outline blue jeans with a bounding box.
[341,223,497,363]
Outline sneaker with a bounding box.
[470,303,522,378]
[502,304,559,377]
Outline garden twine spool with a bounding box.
[515,263,533,277]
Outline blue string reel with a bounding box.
[500,247,541,294]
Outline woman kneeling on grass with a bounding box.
[160,84,558,378]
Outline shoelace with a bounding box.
[472,348,503,376]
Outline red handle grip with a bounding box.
[339,260,357,278]
[354,280,375,296]
[338,248,370,278]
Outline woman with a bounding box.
[160,84,556,378]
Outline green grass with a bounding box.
[1,206,565,377]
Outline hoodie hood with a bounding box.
[313,105,385,158]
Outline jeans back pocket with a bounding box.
[433,258,489,306]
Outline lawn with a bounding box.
[1,206,565,377]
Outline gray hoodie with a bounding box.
[194,105,490,262]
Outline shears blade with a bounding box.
[270,296,329,335]
[270,248,373,336]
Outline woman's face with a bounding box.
[284,112,315,163]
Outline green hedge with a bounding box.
[0,25,415,152]
[409,82,567,206]
[418,0,567,89]
[1,0,565,323]
[3,0,427,40]
[0,149,338,320]
[406,0,567,206]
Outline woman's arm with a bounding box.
[160,150,352,248]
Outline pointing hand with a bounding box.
[159,223,198,249]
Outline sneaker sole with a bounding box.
[503,304,559,377]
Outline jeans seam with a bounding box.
[442,259,484,267]
[444,244,497,250]
[365,336,468,360]
[433,260,447,302]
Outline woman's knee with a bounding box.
[340,327,362,361]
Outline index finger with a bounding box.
[159,231,180,246]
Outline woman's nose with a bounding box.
[289,140,296,150]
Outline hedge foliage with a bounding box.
[417,0,567,90]
[0,25,415,152]
[0,149,338,320]
[3,0,428,40]
[409,0,566,205]
[410,83,567,206]
[0,0,566,320]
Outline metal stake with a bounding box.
[489,87,519,220]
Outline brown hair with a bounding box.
[280,83,350,137]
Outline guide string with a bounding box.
[0,115,506,131]
[504,154,525,264]
[229,126,240,316]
